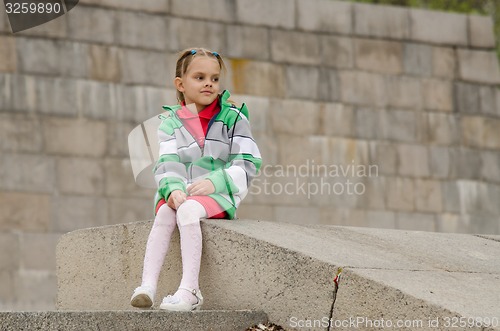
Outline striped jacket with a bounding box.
[153,90,262,219]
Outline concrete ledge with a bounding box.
[57,219,500,330]
[0,310,267,331]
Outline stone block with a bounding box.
[432,46,456,79]
[461,116,484,148]
[478,85,497,117]
[234,204,274,221]
[226,25,269,61]
[309,174,365,209]
[354,107,385,140]
[436,213,468,233]
[483,117,500,149]
[320,207,367,226]
[339,71,386,107]
[57,157,104,195]
[105,158,155,199]
[116,11,167,50]
[318,69,340,102]
[252,132,278,166]
[455,180,485,215]
[285,65,319,100]
[451,147,483,180]
[120,48,170,87]
[67,6,115,44]
[325,138,370,169]
[383,109,418,143]
[0,271,15,304]
[171,0,235,23]
[403,43,433,76]
[354,3,409,39]
[415,179,442,213]
[42,117,107,157]
[8,74,37,113]
[277,134,327,167]
[274,206,321,225]
[386,177,415,212]
[36,77,79,116]
[441,181,461,213]
[0,234,20,271]
[354,38,402,74]
[230,60,285,98]
[20,234,61,271]
[481,151,500,184]
[422,79,453,111]
[0,6,9,32]
[385,75,422,110]
[80,0,169,12]
[297,0,351,34]
[369,142,398,176]
[409,8,468,46]
[270,30,321,66]
[107,198,154,225]
[468,213,500,235]
[0,36,16,72]
[236,0,294,29]
[0,153,56,193]
[365,210,397,229]
[454,82,480,114]
[0,192,50,232]
[14,271,57,310]
[269,99,320,135]
[320,102,354,137]
[107,121,135,158]
[76,80,115,120]
[357,177,386,210]
[52,196,108,232]
[0,113,43,152]
[251,171,310,207]
[16,11,67,38]
[88,45,122,82]
[322,35,353,69]
[457,49,500,85]
[233,94,269,133]
[468,15,496,49]
[397,144,429,177]
[0,73,10,110]
[396,212,436,231]
[428,146,451,179]
[168,18,226,54]
[16,38,88,78]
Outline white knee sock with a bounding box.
[140,204,177,294]
[168,200,206,305]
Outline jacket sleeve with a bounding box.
[205,109,262,196]
[154,118,188,200]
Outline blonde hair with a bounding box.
[175,47,227,104]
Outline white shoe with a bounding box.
[130,285,155,308]
[159,287,203,311]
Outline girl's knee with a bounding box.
[176,200,205,226]
[155,204,176,225]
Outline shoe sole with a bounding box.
[131,293,153,308]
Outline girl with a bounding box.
[130,48,262,311]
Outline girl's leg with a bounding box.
[140,204,177,293]
[164,199,206,305]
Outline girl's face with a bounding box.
[175,56,221,112]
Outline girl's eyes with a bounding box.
[194,76,219,82]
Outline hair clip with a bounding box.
[212,52,219,57]
[190,49,197,55]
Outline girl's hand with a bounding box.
[167,190,187,210]
[187,179,215,196]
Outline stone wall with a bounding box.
[0,0,499,310]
